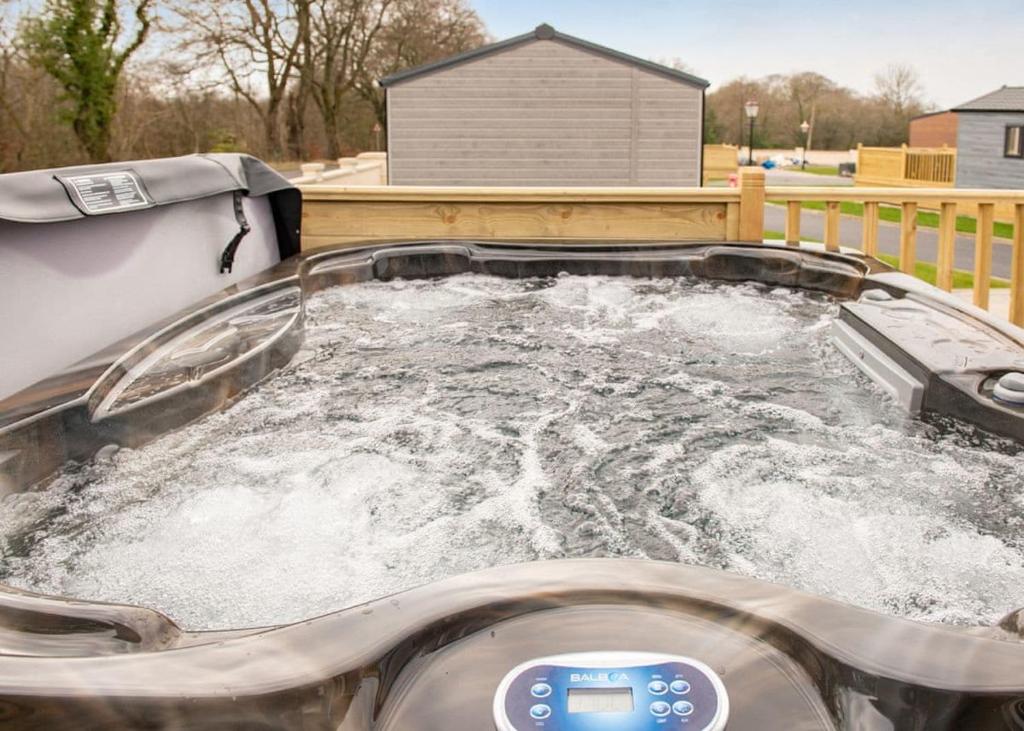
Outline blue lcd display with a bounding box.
[567,687,634,714]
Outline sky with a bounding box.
[469,0,1022,109]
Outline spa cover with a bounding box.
[0,153,301,258]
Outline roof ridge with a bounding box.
[379,23,710,89]
[952,85,1024,112]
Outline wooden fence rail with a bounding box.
[301,167,1024,326]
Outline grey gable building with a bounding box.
[953,86,1024,189]
[380,24,709,186]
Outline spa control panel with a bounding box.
[493,652,729,731]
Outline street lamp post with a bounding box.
[800,120,810,170]
[744,100,759,165]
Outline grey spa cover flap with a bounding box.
[0,153,301,258]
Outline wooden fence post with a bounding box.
[738,166,765,243]
[825,201,841,251]
[936,202,957,291]
[974,203,994,309]
[862,201,879,256]
[899,202,918,274]
[1009,204,1024,326]
[785,201,801,245]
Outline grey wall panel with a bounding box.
[955,112,1024,189]
[388,39,703,186]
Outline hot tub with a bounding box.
[2,159,1024,730]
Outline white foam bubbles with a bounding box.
[2,274,1023,630]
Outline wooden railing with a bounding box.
[300,167,1024,326]
[856,144,957,187]
[769,184,1024,323]
[905,148,956,184]
[301,185,745,248]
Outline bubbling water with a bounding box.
[2,274,1023,630]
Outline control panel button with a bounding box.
[530,683,552,699]
[669,679,691,694]
[673,700,695,716]
[650,701,672,717]
[647,680,669,695]
[529,704,551,720]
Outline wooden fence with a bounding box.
[300,168,1024,326]
[301,186,745,248]
[855,145,1021,224]
[702,144,739,184]
[905,148,956,185]
[856,144,957,187]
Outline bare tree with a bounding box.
[4,0,947,173]
[172,0,308,159]
[872,64,929,146]
[354,0,486,134]
[873,63,923,115]
[306,0,393,159]
[787,72,834,150]
[705,66,934,150]
[285,9,314,160]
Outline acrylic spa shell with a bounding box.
[2,238,1024,729]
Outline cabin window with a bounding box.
[1006,126,1024,158]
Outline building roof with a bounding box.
[909,109,955,121]
[952,86,1024,113]
[379,23,710,89]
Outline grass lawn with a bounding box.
[872,254,1000,289]
[763,230,1009,289]
[794,165,840,176]
[771,200,1015,240]
[764,230,804,241]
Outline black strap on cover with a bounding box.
[219,190,252,273]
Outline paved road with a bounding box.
[763,205,1015,280]
[759,150,855,167]
[764,168,854,187]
